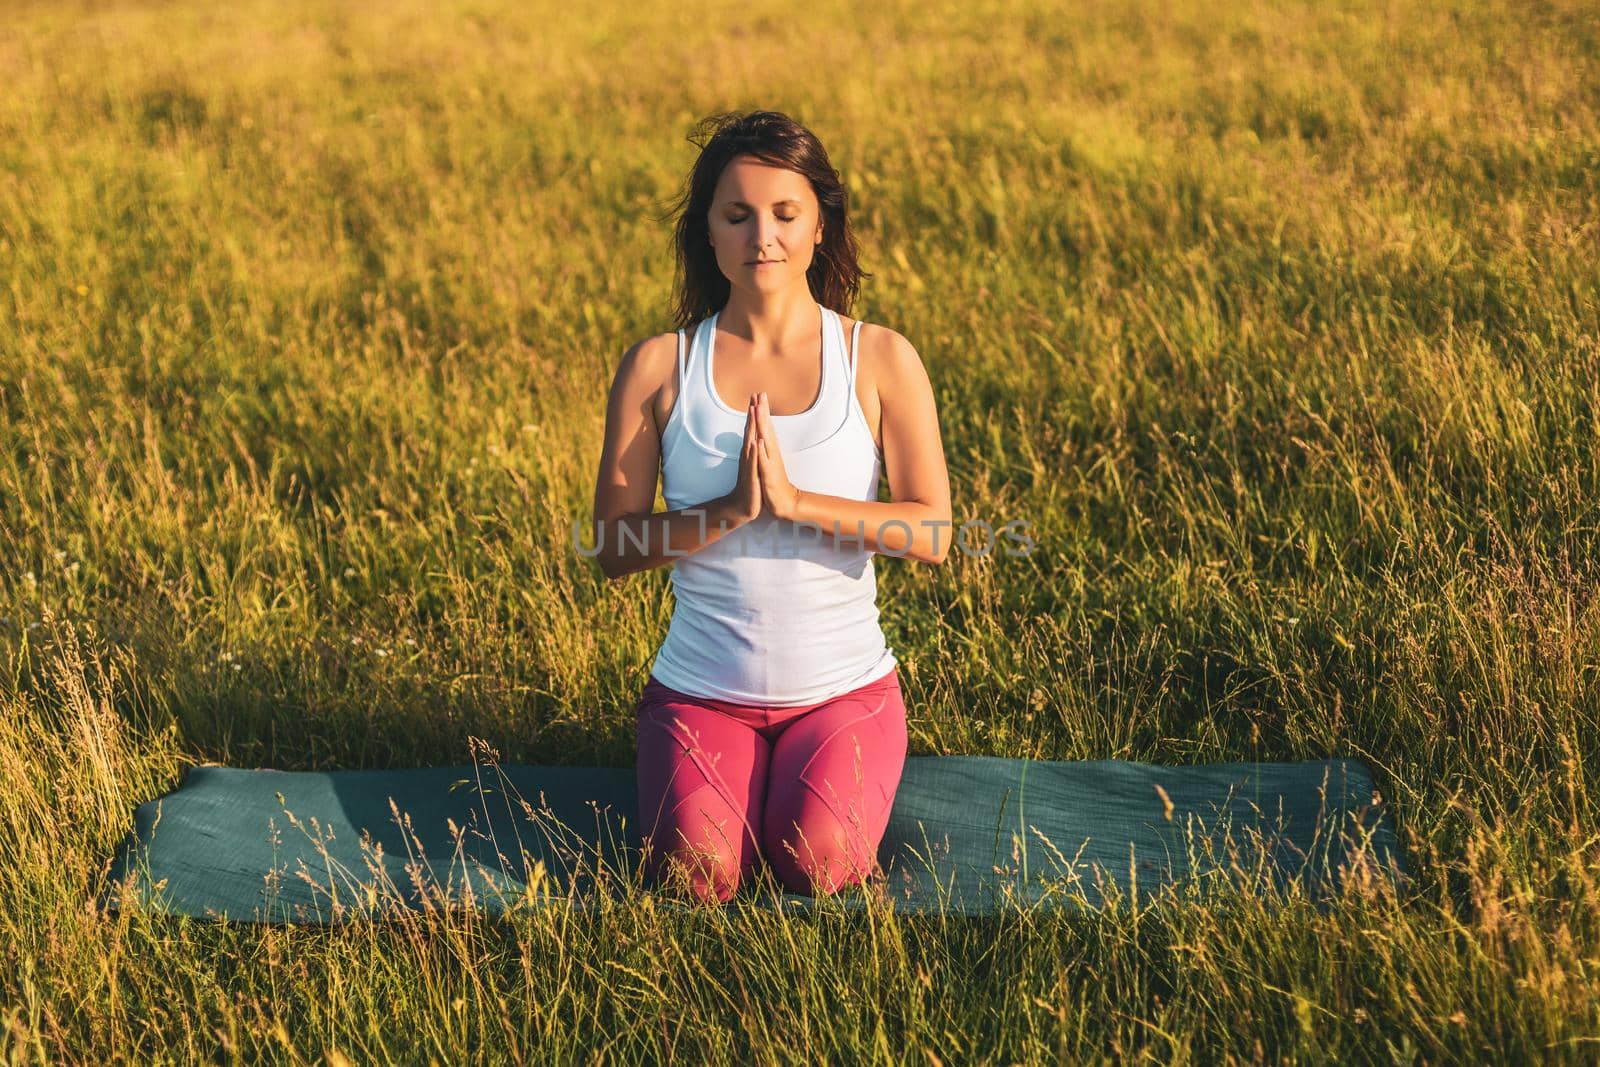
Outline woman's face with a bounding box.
[707,155,823,293]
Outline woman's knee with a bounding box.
[644,832,752,903]
[762,810,875,895]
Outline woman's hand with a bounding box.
[754,392,803,521]
[722,393,764,524]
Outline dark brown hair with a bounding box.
[663,110,870,330]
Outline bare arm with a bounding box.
[780,330,953,564]
[590,336,761,581]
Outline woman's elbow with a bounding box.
[596,548,633,582]
[910,533,951,565]
[587,520,624,581]
[927,513,954,564]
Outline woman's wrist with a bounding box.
[708,493,755,530]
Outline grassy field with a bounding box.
[3,0,1599,1060]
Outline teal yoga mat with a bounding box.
[100,756,1405,923]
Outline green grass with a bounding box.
[3,0,1598,1060]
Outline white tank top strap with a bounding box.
[674,327,685,398]
[665,327,678,398]
[848,318,863,387]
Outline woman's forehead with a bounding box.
[715,158,811,200]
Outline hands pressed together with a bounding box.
[728,391,803,524]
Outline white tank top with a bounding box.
[647,300,898,706]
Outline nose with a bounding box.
[752,214,780,254]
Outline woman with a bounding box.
[591,110,952,904]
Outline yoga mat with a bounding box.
[100,756,1405,923]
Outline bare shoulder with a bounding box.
[836,316,927,452]
[617,329,680,383]
[838,316,925,387]
[610,329,681,430]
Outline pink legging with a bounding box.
[634,666,907,903]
